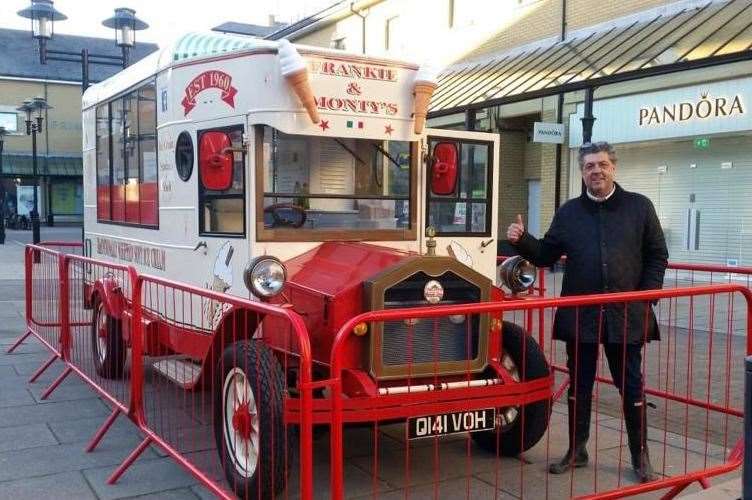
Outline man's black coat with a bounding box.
[515,183,668,344]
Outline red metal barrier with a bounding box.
[61,254,136,442]
[38,241,84,255]
[325,284,750,499]
[107,272,314,500]
[11,246,751,499]
[6,245,66,386]
[10,246,314,500]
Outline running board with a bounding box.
[152,357,203,389]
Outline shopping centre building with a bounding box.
[268,0,751,267]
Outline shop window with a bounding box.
[95,78,159,227]
[198,127,245,236]
[331,36,346,50]
[426,139,492,235]
[0,112,18,132]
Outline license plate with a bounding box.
[407,408,496,440]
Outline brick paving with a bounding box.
[0,226,742,498]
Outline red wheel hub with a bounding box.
[232,403,252,440]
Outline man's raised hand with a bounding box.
[507,214,525,243]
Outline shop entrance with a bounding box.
[611,135,752,268]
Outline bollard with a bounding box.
[744,356,752,498]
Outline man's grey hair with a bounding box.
[578,141,617,168]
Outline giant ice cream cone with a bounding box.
[286,69,320,124]
[278,40,320,124]
[413,63,440,135]
[413,81,437,135]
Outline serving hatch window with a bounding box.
[257,125,415,240]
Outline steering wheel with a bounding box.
[263,203,307,228]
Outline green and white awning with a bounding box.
[170,32,270,62]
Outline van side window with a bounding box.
[426,139,492,236]
[198,127,245,236]
[95,78,159,227]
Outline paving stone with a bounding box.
[0,280,26,301]
[0,365,18,378]
[121,487,202,499]
[48,413,142,444]
[0,386,37,407]
[0,398,108,428]
[0,440,158,482]
[0,339,49,354]
[0,423,58,452]
[0,350,48,366]
[11,357,66,378]
[84,457,199,499]
[27,377,103,404]
[351,476,514,500]
[348,436,507,489]
[0,471,97,500]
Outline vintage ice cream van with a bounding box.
[81,32,550,497]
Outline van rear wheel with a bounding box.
[90,298,126,379]
[472,321,551,456]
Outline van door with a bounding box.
[194,125,247,299]
[423,129,500,282]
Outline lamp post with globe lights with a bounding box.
[16,97,52,245]
[17,0,148,238]
[0,126,8,245]
[17,0,148,91]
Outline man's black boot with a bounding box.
[624,398,655,483]
[549,395,591,474]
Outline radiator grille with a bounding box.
[381,271,480,366]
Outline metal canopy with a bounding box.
[1,154,82,177]
[429,0,752,117]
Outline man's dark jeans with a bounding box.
[566,341,644,403]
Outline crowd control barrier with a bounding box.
[7,245,750,499]
[7,244,313,500]
[325,284,750,499]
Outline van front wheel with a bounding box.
[472,322,551,456]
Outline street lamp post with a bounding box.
[17,0,147,241]
[17,0,149,91]
[0,126,7,245]
[17,97,52,245]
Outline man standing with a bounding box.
[507,141,668,482]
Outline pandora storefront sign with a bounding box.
[638,93,744,126]
[569,77,751,145]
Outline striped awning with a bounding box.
[170,32,265,62]
[430,0,752,116]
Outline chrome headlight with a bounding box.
[498,255,537,294]
[244,256,287,298]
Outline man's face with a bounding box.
[581,151,616,197]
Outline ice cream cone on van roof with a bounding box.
[278,39,320,124]
[413,63,440,135]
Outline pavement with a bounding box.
[0,226,744,499]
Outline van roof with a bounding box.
[82,31,418,110]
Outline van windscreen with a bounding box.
[259,125,412,233]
